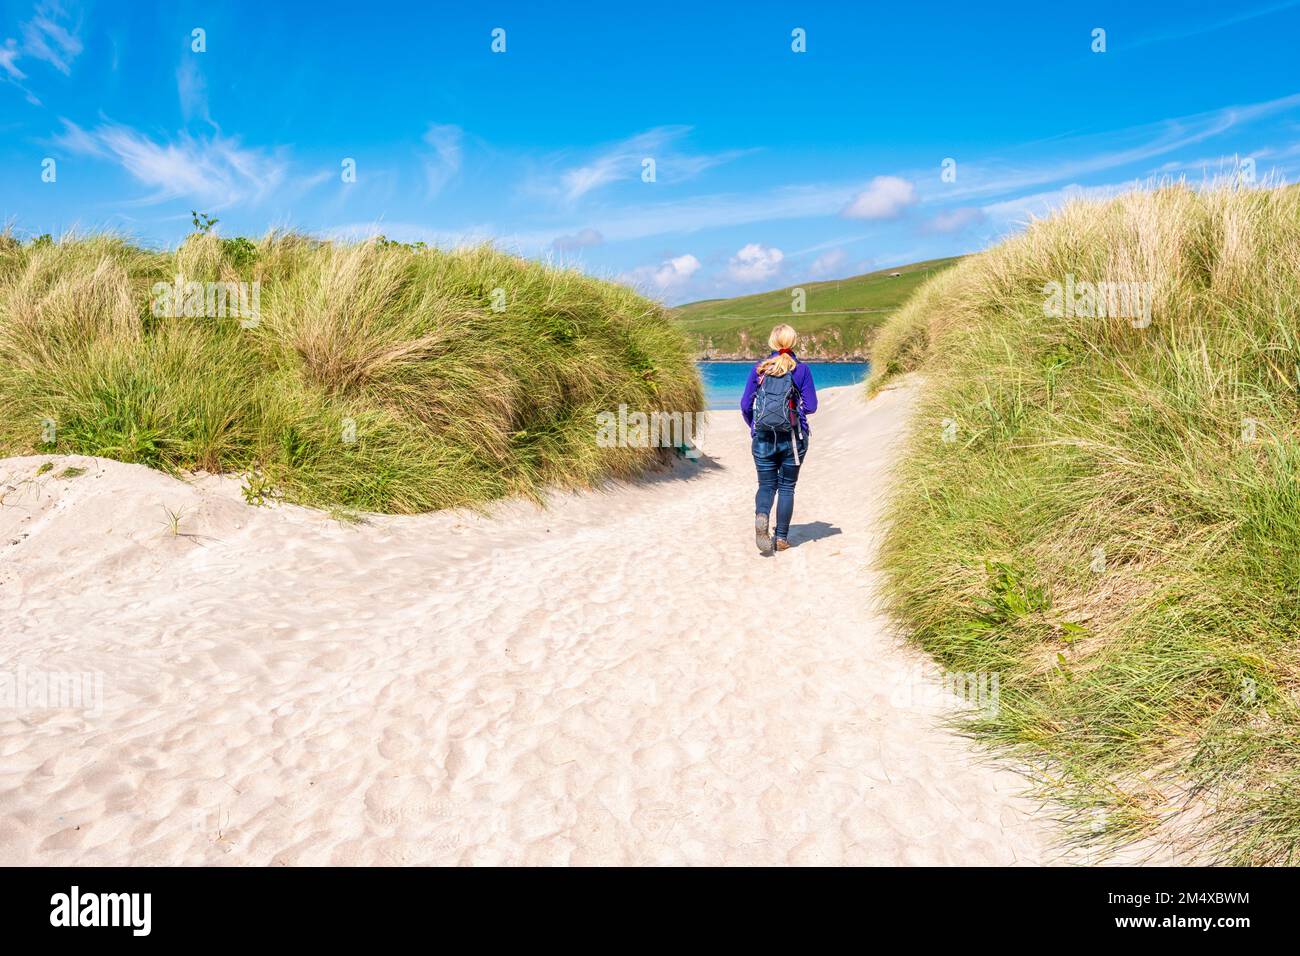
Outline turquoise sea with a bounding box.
[698,361,870,410]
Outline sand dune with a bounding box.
[0,383,1064,865]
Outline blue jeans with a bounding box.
[753,430,808,540]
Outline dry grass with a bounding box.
[0,231,703,513]
[869,183,1300,864]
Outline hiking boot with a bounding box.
[774,538,791,552]
[755,514,773,554]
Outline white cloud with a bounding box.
[53,120,291,209]
[923,206,986,234]
[726,243,785,283]
[654,253,701,289]
[842,175,917,220]
[551,227,603,251]
[621,253,701,295]
[422,124,463,198]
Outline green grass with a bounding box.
[0,231,703,513]
[869,184,1300,864]
[674,256,962,358]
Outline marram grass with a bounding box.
[869,183,1300,864]
[0,232,703,513]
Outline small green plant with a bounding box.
[190,211,219,234]
[373,235,427,252]
[57,466,86,479]
[161,504,187,536]
[971,560,1049,628]
[240,470,274,507]
[35,462,53,476]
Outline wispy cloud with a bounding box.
[1153,140,1300,179]
[0,38,26,80]
[527,126,752,203]
[53,119,292,209]
[176,58,213,127]
[979,181,1139,229]
[922,206,986,234]
[1128,0,1300,50]
[421,124,463,198]
[926,93,1300,207]
[551,227,603,252]
[2,0,82,95]
[1,0,83,103]
[808,248,848,278]
[504,183,859,251]
[508,91,1300,250]
[20,0,82,74]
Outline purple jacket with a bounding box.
[741,353,818,435]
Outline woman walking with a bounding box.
[740,324,818,554]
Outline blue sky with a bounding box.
[3,0,1300,304]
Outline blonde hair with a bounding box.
[756,324,798,376]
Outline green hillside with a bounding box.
[674,256,963,359]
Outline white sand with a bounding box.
[0,382,1066,865]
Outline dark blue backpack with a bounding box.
[752,371,798,434]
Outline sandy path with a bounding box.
[0,382,1061,865]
